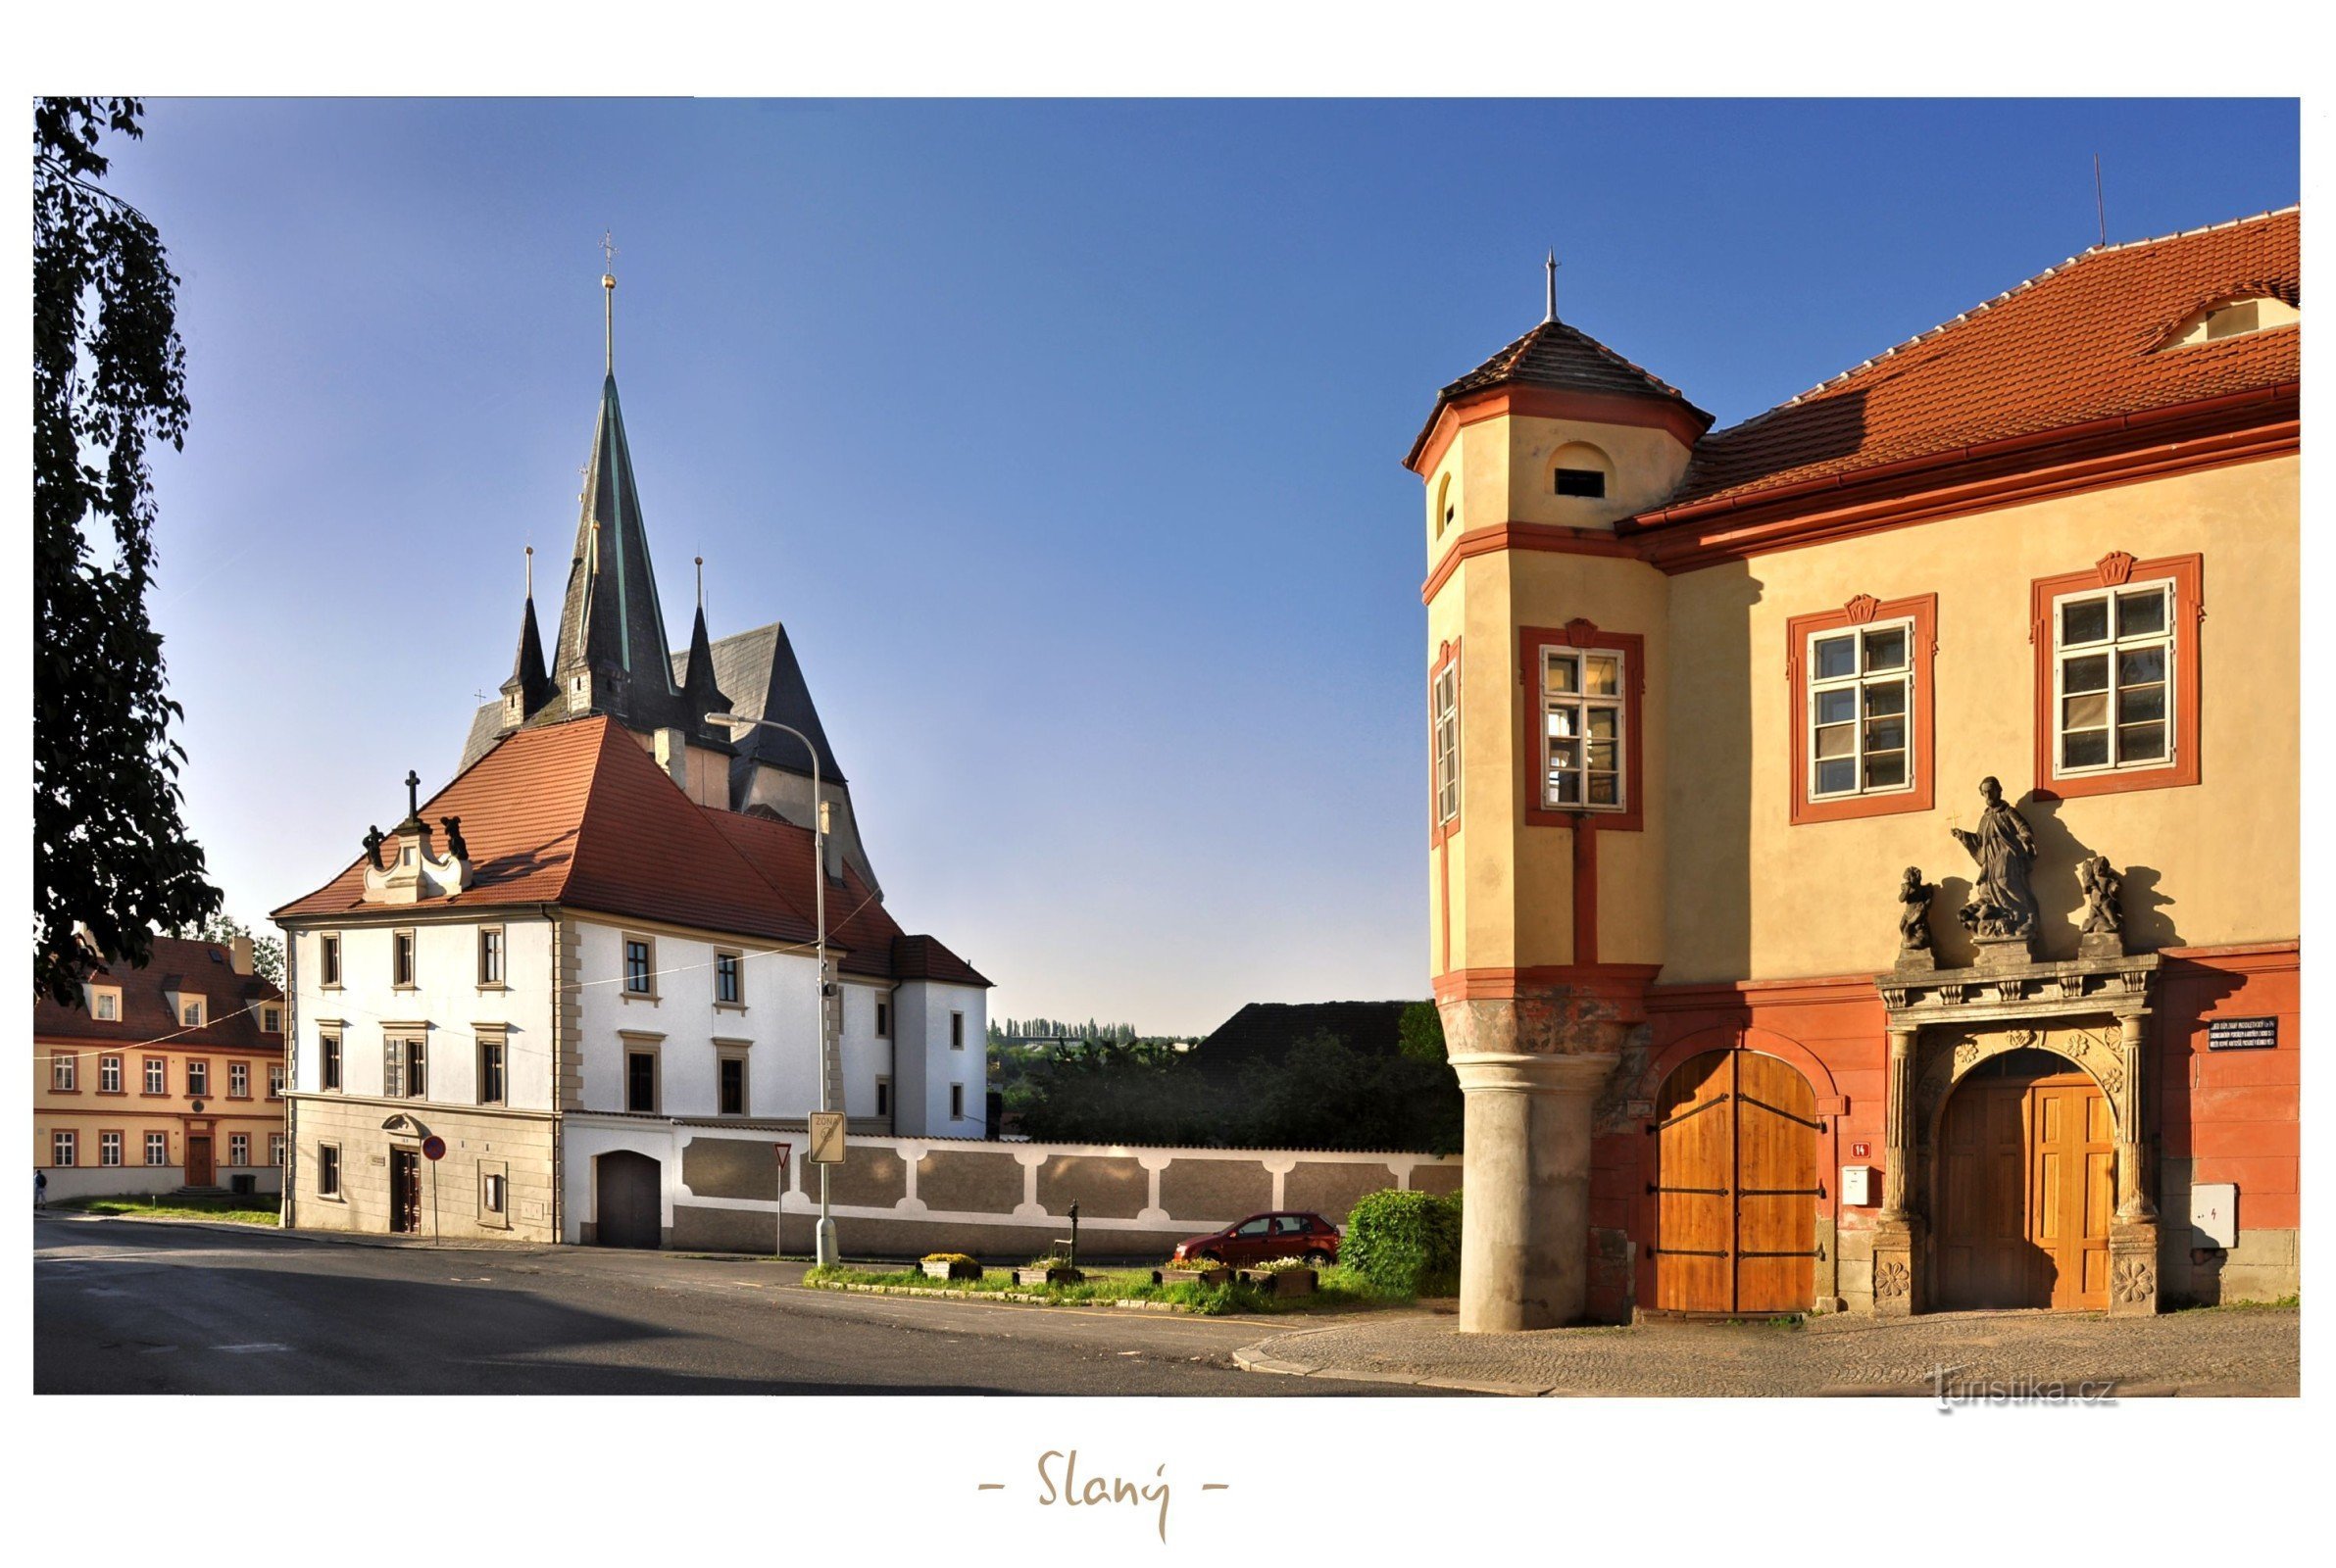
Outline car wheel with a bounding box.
[1303,1250,1329,1266]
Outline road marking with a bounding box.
[212,1343,292,1354]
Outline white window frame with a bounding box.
[51,1053,76,1092]
[268,1064,284,1100]
[229,1060,250,1098]
[186,1059,209,1097]
[100,1131,123,1167]
[143,1056,167,1095]
[181,1000,204,1028]
[2051,577,2177,778]
[145,1131,169,1166]
[1432,661,1461,825]
[263,1005,281,1033]
[1539,645,1628,812]
[53,1131,75,1167]
[229,1133,250,1167]
[271,1133,286,1166]
[1804,615,1917,801]
[92,989,119,1020]
[99,1054,122,1094]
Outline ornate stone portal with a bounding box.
[1873,933,2160,1318]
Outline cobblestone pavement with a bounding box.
[1239,1305,2299,1396]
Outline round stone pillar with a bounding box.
[1449,1052,1616,1333]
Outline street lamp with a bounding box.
[706,710,839,1268]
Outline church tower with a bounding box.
[1407,260,1710,1332]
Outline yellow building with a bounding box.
[33,934,288,1201]
[1413,209,2299,1330]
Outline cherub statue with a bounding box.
[2077,854,2123,936]
[1897,865,1937,954]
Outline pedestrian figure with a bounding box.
[35,1168,48,1209]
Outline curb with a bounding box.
[1230,1327,1553,1396]
[40,1211,549,1254]
[807,1279,1193,1314]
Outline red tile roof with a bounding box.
[273,716,984,984]
[889,933,992,989]
[33,935,285,1051]
[1406,316,1711,467]
[1660,207,2300,512]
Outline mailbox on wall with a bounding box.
[1840,1165,1874,1207]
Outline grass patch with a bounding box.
[2176,1294,2300,1312]
[804,1262,1410,1316]
[57,1195,281,1226]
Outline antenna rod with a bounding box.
[524,543,534,599]
[1545,248,1559,322]
[2093,155,2107,249]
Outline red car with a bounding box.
[1170,1210,1341,1267]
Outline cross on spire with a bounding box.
[404,769,422,818]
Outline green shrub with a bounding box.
[1341,1189,1462,1296]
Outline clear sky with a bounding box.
[108,98,2297,1035]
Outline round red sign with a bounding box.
[421,1135,447,1161]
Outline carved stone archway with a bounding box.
[1871,948,2161,1317]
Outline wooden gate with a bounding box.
[1936,1057,2112,1311]
[389,1149,422,1234]
[594,1151,663,1249]
[1653,1049,1821,1315]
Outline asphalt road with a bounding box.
[33,1215,1440,1396]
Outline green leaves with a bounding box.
[1341,1190,1464,1296]
[33,97,221,1003]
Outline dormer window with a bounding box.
[89,987,121,1022]
[180,998,205,1028]
[2159,293,2299,349]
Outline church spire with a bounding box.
[501,544,552,723]
[679,555,728,722]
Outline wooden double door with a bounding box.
[1935,1054,2112,1311]
[1653,1049,1821,1315]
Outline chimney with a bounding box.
[229,935,255,975]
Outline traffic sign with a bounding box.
[806,1111,846,1165]
[421,1135,447,1161]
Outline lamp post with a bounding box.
[706,710,838,1267]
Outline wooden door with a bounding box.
[593,1151,662,1249]
[390,1150,422,1234]
[1653,1050,1820,1314]
[185,1136,214,1188]
[1935,1063,2111,1310]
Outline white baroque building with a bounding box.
[272,293,990,1247]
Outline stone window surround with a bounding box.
[476,1029,509,1107]
[2031,552,2202,800]
[621,932,660,1003]
[317,1141,343,1200]
[317,1025,345,1093]
[714,1038,752,1116]
[477,924,507,991]
[1519,619,1647,833]
[713,948,746,1010]
[318,931,343,990]
[621,1031,665,1114]
[1786,592,1939,825]
[391,928,418,991]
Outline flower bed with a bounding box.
[920,1252,983,1281]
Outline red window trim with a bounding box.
[2030,551,2202,800]
[1520,619,1646,833]
[1428,636,1463,848]
[1785,592,1938,825]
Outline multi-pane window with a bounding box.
[268,1065,284,1099]
[478,1037,506,1106]
[320,933,342,987]
[271,1134,285,1166]
[52,1131,75,1166]
[319,1144,341,1197]
[181,1000,204,1027]
[321,1033,342,1092]
[1540,647,1626,809]
[625,1050,658,1113]
[101,1132,123,1167]
[93,991,118,1020]
[99,1055,122,1094]
[1807,618,1914,799]
[2054,581,2173,773]
[384,1037,426,1100]
[146,1132,169,1166]
[478,927,504,986]
[263,1006,281,1033]
[623,938,654,996]
[393,931,417,988]
[1432,662,1461,825]
[229,1134,250,1166]
[719,1054,747,1116]
[143,1056,166,1095]
[715,952,742,1004]
[51,1053,75,1091]
[229,1061,250,1098]
[186,1060,209,1097]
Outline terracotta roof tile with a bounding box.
[889,933,992,989]
[33,935,285,1051]
[1664,207,2300,511]
[1409,316,1711,466]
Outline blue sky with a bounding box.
[110,98,2297,1034]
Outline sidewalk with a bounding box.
[37,1209,552,1254]
[1235,1304,2300,1396]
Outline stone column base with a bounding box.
[2109,1220,2161,1315]
[1869,1216,1923,1317]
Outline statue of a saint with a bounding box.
[2077,854,2123,936]
[1949,776,2037,939]
[1897,866,1936,954]
[441,814,470,862]
[362,824,386,872]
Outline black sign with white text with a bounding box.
[2207,1017,2279,1052]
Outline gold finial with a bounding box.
[600,229,618,371]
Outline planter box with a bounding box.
[1015,1265,1084,1287]
[1154,1265,1236,1288]
[920,1258,982,1281]
[1238,1267,1317,1297]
